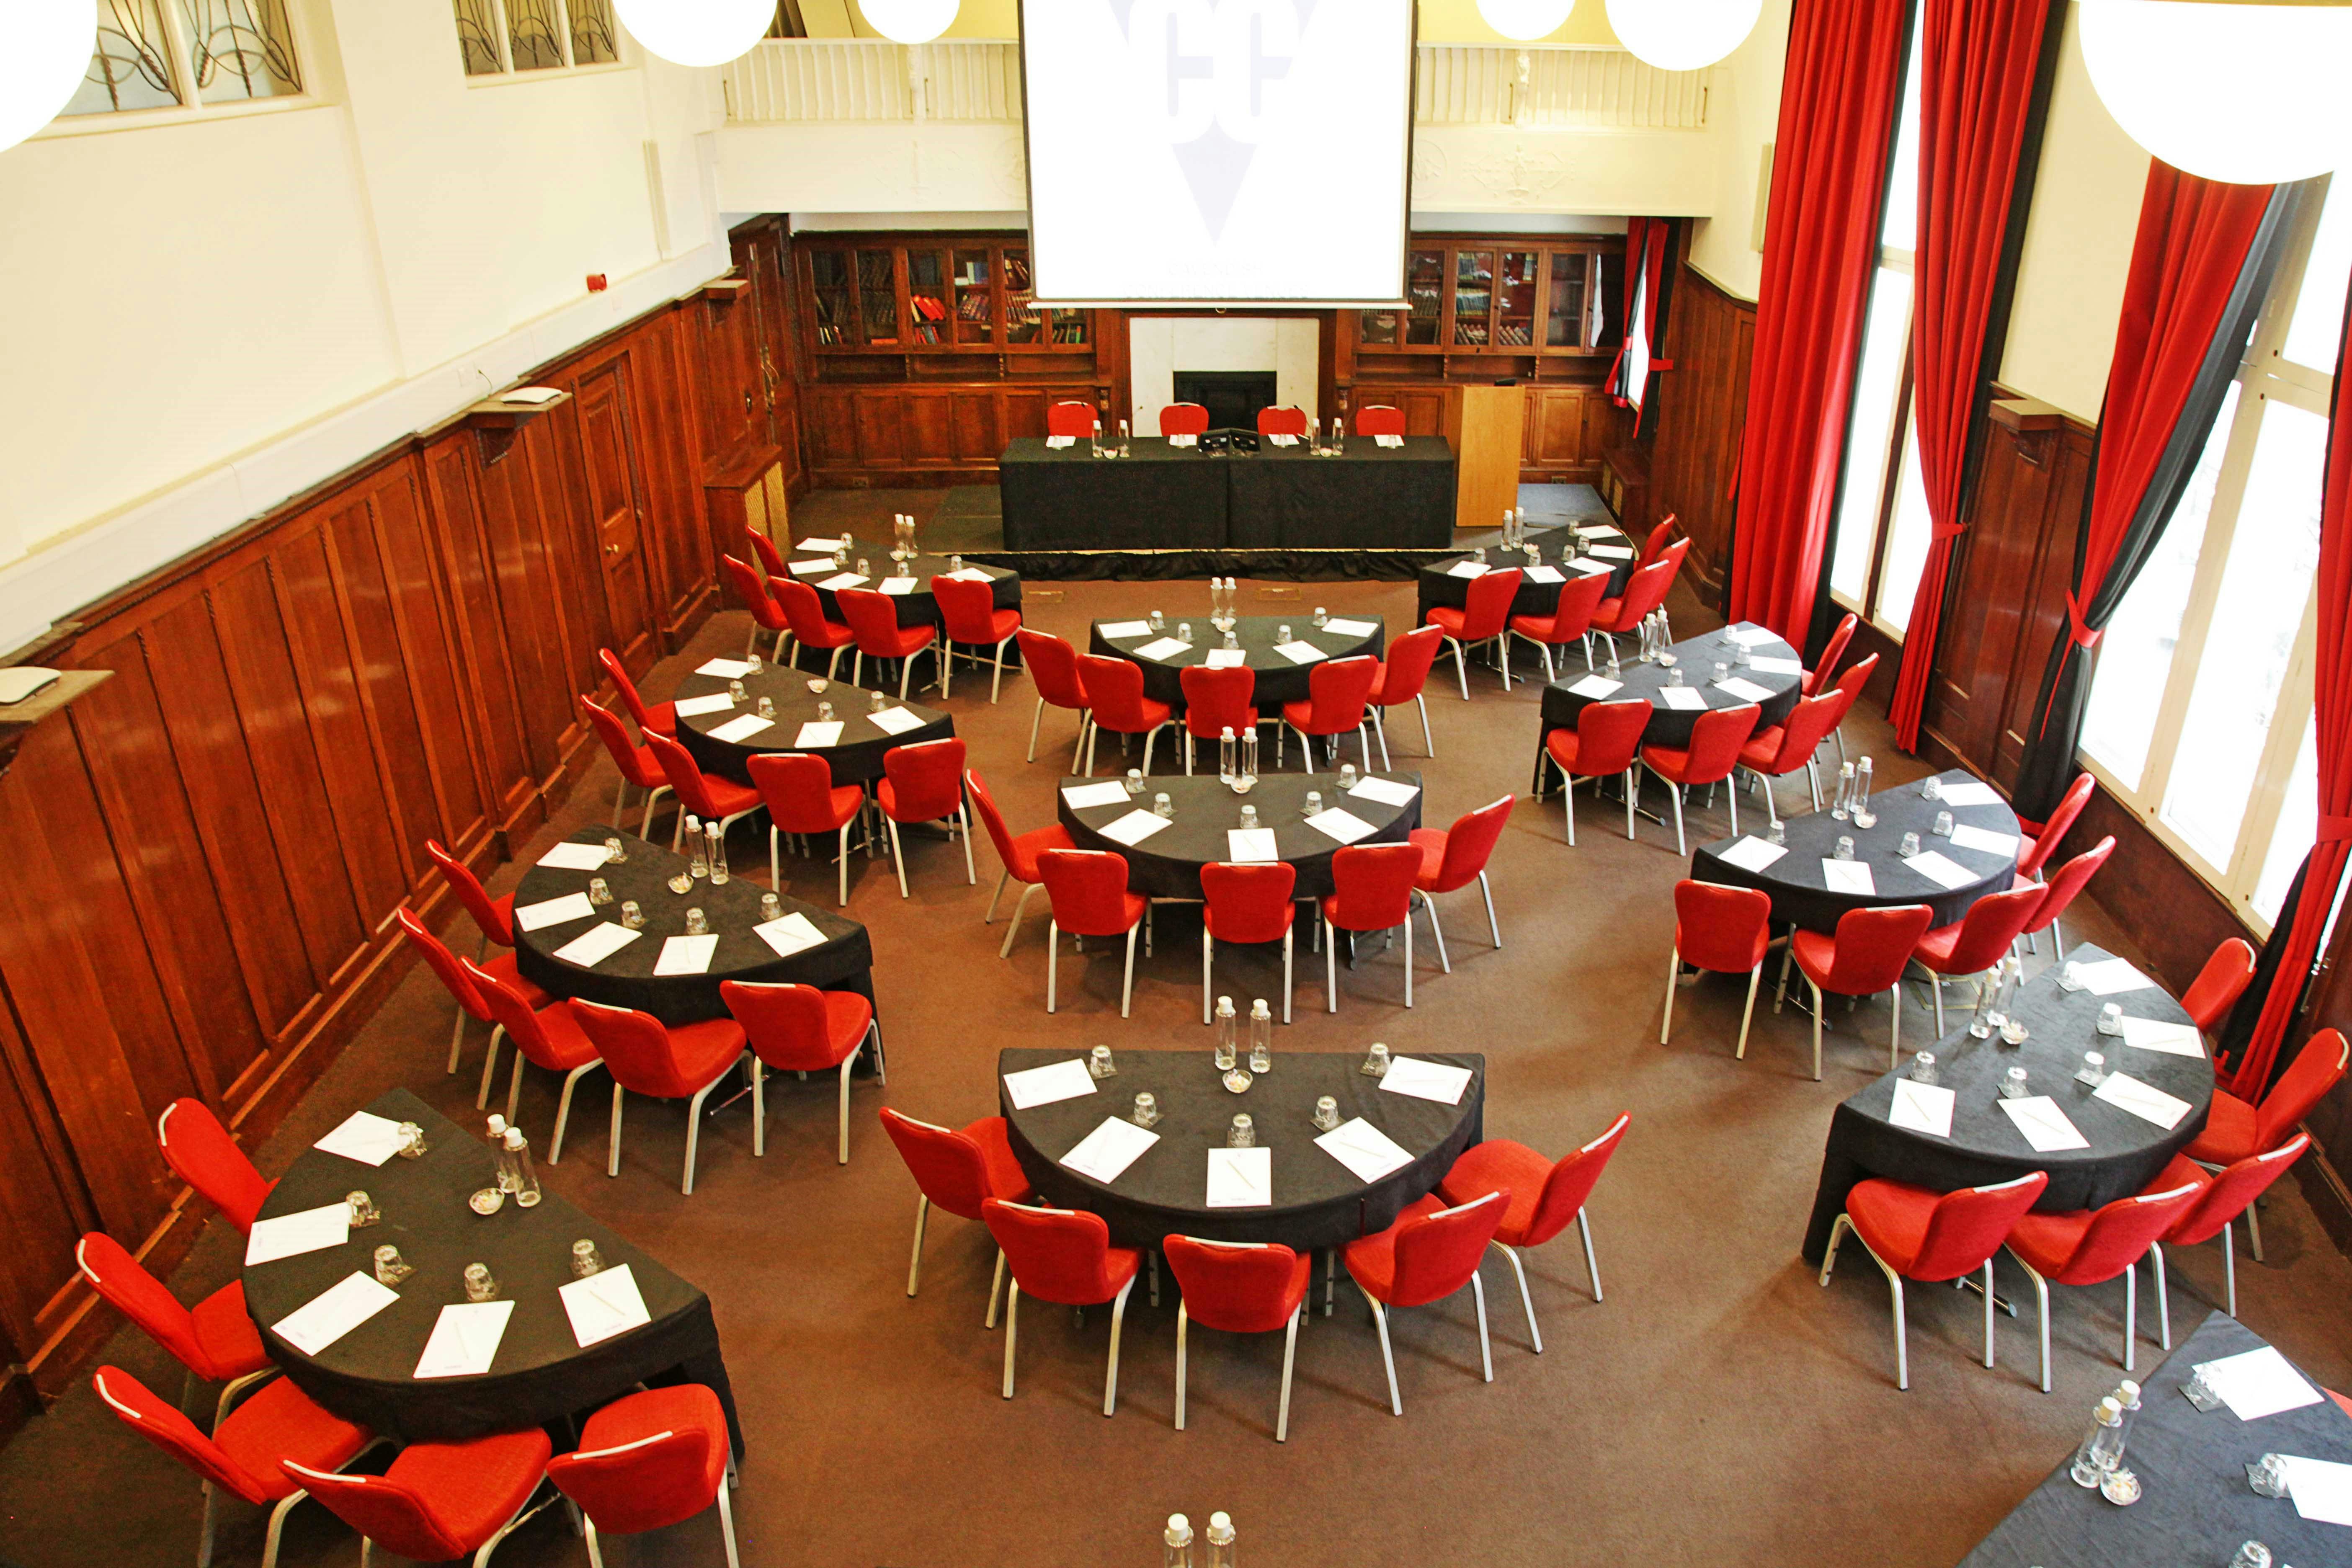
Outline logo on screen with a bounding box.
[1101,0,1324,241]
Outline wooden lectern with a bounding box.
[1447,384,1524,533]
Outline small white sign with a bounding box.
[707,714,775,744]
[1999,1096,2090,1152]
[753,912,828,958]
[1378,1056,1472,1105]
[653,935,718,976]
[1888,1079,1955,1138]
[1003,1057,1097,1109]
[413,1301,513,1380]
[271,1272,399,1357]
[1303,807,1378,844]
[1716,836,1788,874]
[1098,809,1173,846]
[1226,828,1280,863]
[513,892,597,931]
[1060,1117,1159,1184]
[560,1264,653,1349]
[1821,860,1877,896]
[554,922,642,968]
[245,1204,353,1266]
[794,721,844,748]
[867,706,928,736]
[1205,1148,1272,1208]
[1061,780,1133,810]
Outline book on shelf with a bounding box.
[955,293,990,322]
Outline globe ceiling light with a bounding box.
[1477,0,1577,43]
[2078,0,2352,185]
[859,0,960,44]
[1,0,95,155]
[1604,0,1763,70]
[611,0,776,67]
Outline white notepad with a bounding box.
[1226,828,1280,862]
[1379,1056,1473,1105]
[1044,435,1075,449]
[1347,776,1420,808]
[539,841,616,871]
[554,921,642,967]
[1999,1096,2090,1152]
[1098,809,1172,846]
[707,714,774,744]
[1132,637,1192,660]
[1096,620,1152,640]
[1714,677,1775,704]
[673,693,736,717]
[880,578,917,595]
[1888,1079,1955,1137]
[1003,1058,1096,1110]
[1060,1117,1158,1184]
[867,706,927,736]
[1523,565,1565,584]
[1316,1117,1413,1183]
[1726,625,1779,647]
[1567,675,1623,699]
[816,573,868,591]
[1322,618,1380,637]
[1304,807,1377,844]
[1938,780,2001,807]
[560,1264,652,1349]
[1749,656,1804,676]
[1567,558,1614,577]
[2072,957,2153,996]
[246,1203,353,1266]
[2119,1017,2205,1057]
[1658,687,1707,711]
[795,536,845,551]
[1374,433,1404,448]
[2093,1071,2193,1130]
[413,1301,513,1380]
[1902,850,1976,890]
[1168,433,1198,448]
[314,1112,407,1167]
[696,658,753,678]
[1716,836,1788,874]
[753,912,827,958]
[1204,647,1249,668]
[1447,562,1491,579]
[794,721,844,748]
[1062,781,1133,810]
[1821,860,1877,896]
[513,891,597,931]
[788,560,831,577]
[2280,1455,2352,1525]
[948,568,993,583]
[272,1272,399,1357]
[2200,1346,2323,1421]
[654,935,717,976]
[1274,641,1328,664]
[1206,1148,1272,1208]
[1948,824,2020,858]
[1269,433,1300,447]
[1589,545,1635,560]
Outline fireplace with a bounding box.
[1173,370,1278,433]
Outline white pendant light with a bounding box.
[2079,0,2352,185]
[611,0,776,67]
[1604,0,1762,71]
[859,0,960,44]
[1477,0,1577,43]
[1,0,95,155]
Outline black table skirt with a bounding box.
[998,438,1230,551]
[1414,525,1634,625]
[672,665,953,789]
[999,1047,1483,1252]
[1224,437,1456,549]
[1532,624,1805,772]
[1087,614,1386,713]
[1800,946,2212,1262]
[243,1090,744,1454]
[774,548,1018,632]
[1055,771,1422,901]
[510,826,875,1026]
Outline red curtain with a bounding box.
[1885,0,2053,750]
[1608,217,1670,432]
[1726,0,1909,644]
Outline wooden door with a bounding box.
[573,367,652,655]
[740,225,805,490]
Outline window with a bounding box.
[454,0,627,78]
[62,0,302,119]
[2078,176,2351,933]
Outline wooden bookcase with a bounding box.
[798,233,1093,366]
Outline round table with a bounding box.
[1055,771,1422,900]
[1087,614,1385,711]
[510,826,875,1026]
[243,1088,743,1452]
[1535,622,1806,758]
[998,1047,1485,1251]
[774,541,1019,633]
[1413,523,1635,627]
[671,662,953,788]
[1800,946,2213,1261]
[1691,767,2023,934]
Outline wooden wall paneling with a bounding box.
[952,390,1003,462]
[734,221,805,494]
[903,391,955,466]
[634,314,720,645]
[420,439,538,834]
[565,367,655,667]
[1351,387,1449,437]
[1645,266,1755,594]
[1002,389,1055,440]
[0,993,86,1413]
[854,392,907,467]
[695,289,759,469]
[810,389,860,469]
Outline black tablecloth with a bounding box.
[1960,1312,2352,1568]
[772,545,1018,632]
[1800,946,2213,1261]
[510,826,874,1026]
[1086,614,1386,713]
[1532,623,1806,776]
[1694,767,2023,935]
[672,663,952,789]
[1054,771,1422,901]
[1224,436,1456,549]
[1414,525,1635,625]
[998,1047,1484,1251]
[998,438,1230,551]
[243,1089,743,1454]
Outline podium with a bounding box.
[1446,384,1524,533]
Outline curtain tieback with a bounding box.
[2064,591,2102,650]
[1931,521,1967,542]
[2318,815,2352,843]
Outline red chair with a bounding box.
[721,552,791,663]
[1588,553,1678,641]
[1278,655,1379,773]
[1911,885,2047,1034]
[1635,516,1679,568]
[1638,702,1762,855]
[1660,881,1773,1059]
[2012,836,2115,962]
[1179,663,1260,776]
[643,730,763,853]
[1256,405,1310,438]
[746,527,789,583]
[1506,570,1609,683]
[1803,611,1857,699]
[2187,1028,2349,1166]
[770,576,854,681]
[1159,402,1210,437]
[1436,1114,1630,1352]
[2183,937,2258,1034]
[1046,400,1098,439]
[1344,1190,1510,1414]
[839,588,939,701]
[1816,1172,2049,1390]
[581,696,674,838]
[283,1428,551,1568]
[1425,567,1524,700]
[2017,770,2097,888]
[462,957,603,1161]
[397,907,545,1105]
[1776,904,1936,1080]
[77,1234,273,1432]
[747,751,866,907]
[1201,861,1297,1024]
[1037,848,1149,1017]
[157,1098,274,1237]
[721,980,878,1165]
[1543,698,1650,846]
[966,767,1075,958]
[879,1107,1033,1324]
[1164,1236,1312,1441]
[2005,1163,2207,1387]
[1354,404,1406,436]
[1411,794,1514,967]
[1320,841,1428,1012]
[1735,687,1850,823]
[1017,629,1092,763]
[1826,650,1880,769]
[879,738,976,898]
[545,1385,739,1568]
[1075,653,1174,777]
[932,573,1021,703]
[2158,1132,2311,1318]
[93,1365,374,1568]
[1367,623,1444,764]
[566,999,750,1196]
[984,1198,1145,1413]
[425,838,516,955]
[597,647,675,739]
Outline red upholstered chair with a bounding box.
[1776,903,1937,1081]
[644,730,763,854]
[1803,612,1857,699]
[1201,861,1297,1024]
[721,980,878,1165]
[1159,402,1210,436]
[1544,698,1649,846]
[1636,516,1679,568]
[1426,567,1525,700]
[1507,569,1609,684]
[93,1365,374,1568]
[425,838,516,954]
[1661,880,1774,1059]
[1046,400,1098,438]
[722,552,791,663]
[462,957,603,1162]
[932,573,1021,703]
[2005,1163,2207,1388]
[1344,1190,1510,1414]
[1816,1172,2049,1390]
[2017,770,2097,887]
[1279,654,1379,773]
[1017,629,1092,763]
[1826,650,1880,769]
[770,577,854,682]
[1179,663,1261,775]
[1736,687,1850,822]
[2013,836,2114,962]
[2159,1132,2311,1319]
[565,999,750,1196]
[157,1098,274,1237]
[597,647,676,742]
[1320,841,1428,1012]
[1164,1237,1313,1441]
[1411,793,1514,966]
[839,588,939,701]
[397,907,546,1104]
[1436,1113,1630,1352]
[2188,1028,2349,1167]
[879,738,975,898]
[966,767,1075,957]
[747,751,866,907]
[1354,405,1407,436]
[1256,405,1310,438]
[747,527,789,583]
[1911,885,2048,1034]
[581,696,675,838]
[283,1428,551,1568]
[983,1199,1145,1413]
[2184,938,2258,1034]
[1367,623,1444,764]
[1036,848,1149,1017]
[545,1385,739,1568]
[77,1234,273,1432]
[1075,653,1174,777]
[1639,702,1762,855]
[1589,554,1677,641]
[879,1107,1033,1323]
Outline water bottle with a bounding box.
[485,1114,508,1153]
[1248,999,1272,1073]
[2068,1398,2125,1487]
[1830,763,1854,821]
[706,820,728,886]
[1163,1514,1194,1568]
[1117,418,1132,458]
[1214,997,1238,1070]
[1220,726,1237,784]
[492,1130,523,1196]
[1240,727,1259,785]
[686,815,709,877]
[1205,1511,1236,1568]
[1852,758,1875,824]
[502,1127,542,1207]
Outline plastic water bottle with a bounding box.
[1220,726,1237,784]
[1214,997,1238,1070]
[1205,1511,1237,1568]
[1248,999,1272,1073]
[1163,1514,1194,1568]
[686,815,709,876]
[501,1127,542,1207]
[2068,1397,2125,1487]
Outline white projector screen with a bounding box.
[1019,0,1415,306]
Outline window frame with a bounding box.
[1828,246,1919,642]
[460,0,634,86]
[37,0,314,137]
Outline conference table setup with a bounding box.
[1413,521,1639,627]
[771,532,1023,634]
[670,657,954,788]
[1531,621,1808,789]
[1087,611,1388,712]
[1055,770,1425,901]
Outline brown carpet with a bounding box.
[8,488,2349,1568]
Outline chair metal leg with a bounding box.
[1404,918,1414,1008]
[1479,871,1501,947]
[507,1053,526,1128]
[2150,1242,2171,1351]
[259,1492,306,1568]
[1174,1304,1189,1430]
[985,869,1008,924]
[1452,640,1469,701]
[1375,710,1393,770]
[1660,943,1681,1043]
[991,640,1007,704]
[1578,1207,1604,1302]
[1103,1275,1136,1416]
[2010,1248,2053,1393]
[1889,984,1903,1072]
[1046,920,1060,1012]
[1001,1284,1020,1398]
[2123,1257,2137,1371]
[837,823,851,907]
[1981,1258,1999,1369]
[2246,1198,2265,1262]
[714,1478,743,1568]
[1419,694,1434,756]
[888,819,909,898]
[607,1085,625,1176]
[476,1024,507,1111]
[681,1063,738,1196]
[1366,1291,1403,1414]
[987,1248,1006,1328]
[1282,927,1294,1024]
[1202,930,1214,1024]
[446,1006,468,1076]
[1471,1270,1493,1382]
[999,883,1040,959]
[1276,1306,1300,1441]
[1810,978,1825,1081]
[959,805,977,885]
[1121,926,1138,1017]
[1669,784,1687,856]
[836,1055,854,1164]
[1736,968,1761,1060]
[1624,767,1637,840]
[1420,891,1451,974]
[1326,918,1338,1013]
[905,1196,930,1297]
[1564,765,1579,845]
[1498,1242,1542,1353]
[2224,1222,2238,1317]
[1027,698,1044,761]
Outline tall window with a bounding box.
[62,0,302,119]
[455,0,622,77]
[2078,178,2351,933]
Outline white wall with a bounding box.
[1684,0,1791,301]
[1128,318,1320,434]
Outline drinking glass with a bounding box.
[756,696,776,719]
[1313,606,1328,628]
[619,900,646,928]
[570,1239,606,1278]
[1909,1052,1937,1084]
[1277,624,1292,643]
[1179,622,1193,642]
[2077,1051,2109,1087]
[2098,1003,2125,1037]
[346,1191,379,1228]
[1149,611,1166,632]
[855,558,870,579]
[588,877,613,906]
[1898,832,1921,857]
[2000,1067,2030,1099]
[1228,1114,1254,1149]
[1088,1044,1117,1079]
[603,837,626,864]
[1932,811,1955,837]
[1133,1092,1160,1129]
[1304,791,1323,818]
[2228,1544,2272,1568]
[728,679,747,702]
[1921,775,1943,801]
[1313,1095,1340,1131]
[1125,769,1146,797]
[760,892,782,922]
[1835,836,1855,861]
[1714,662,1729,683]
[817,701,834,722]
[395,1122,428,1159]
[1361,1042,1391,1077]
[2184,1365,2224,1409]
[1339,763,1358,791]
[463,1263,500,1303]
[2058,961,2085,992]
[870,689,887,714]
[1767,820,1787,846]
[373,1245,413,1286]
[1239,805,1258,830]
[685,907,709,936]
[1154,793,1174,819]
